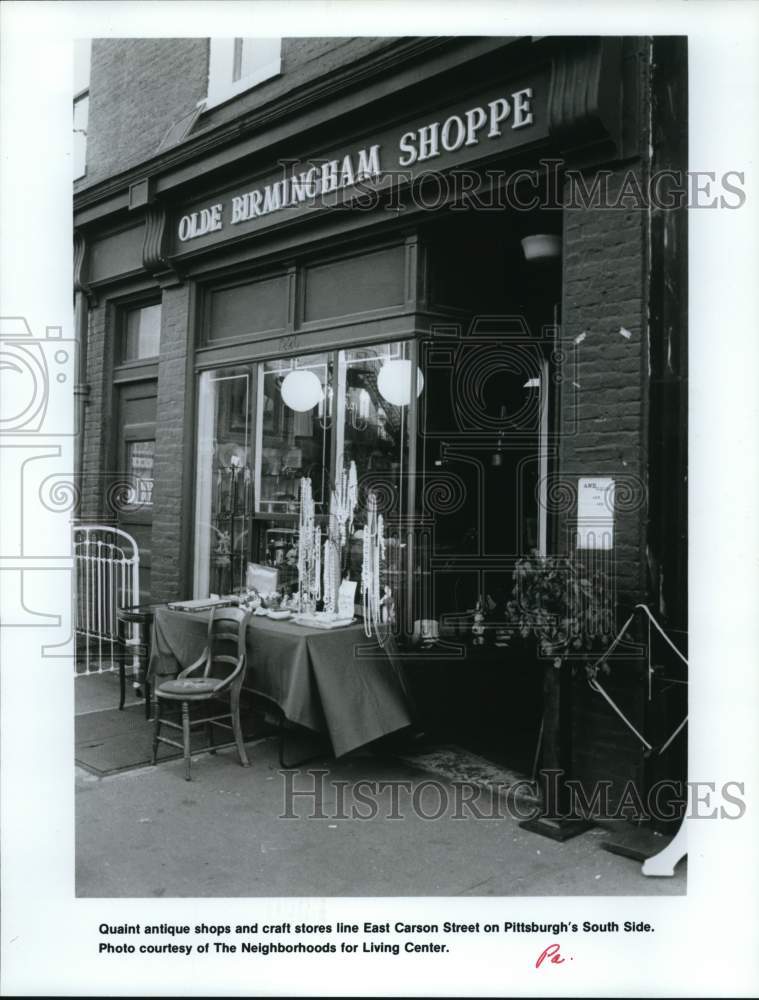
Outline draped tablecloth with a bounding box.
[148,609,414,758]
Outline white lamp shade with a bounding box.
[280,369,323,411]
[377,359,424,407]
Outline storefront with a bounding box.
[74,35,687,805]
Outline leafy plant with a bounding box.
[503,552,613,673]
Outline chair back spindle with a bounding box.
[204,607,250,684]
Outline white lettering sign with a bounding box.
[177,203,224,242]
[176,87,537,242]
[227,144,382,227]
[398,89,533,167]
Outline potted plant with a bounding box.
[503,552,613,839]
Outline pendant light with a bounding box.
[281,368,323,411]
[377,358,424,407]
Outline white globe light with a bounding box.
[377,360,424,407]
[280,369,323,411]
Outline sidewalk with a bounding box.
[76,734,686,898]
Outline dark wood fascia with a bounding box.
[73,36,531,226]
[76,190,131,228]
[159,137,554,280]
[193,311,429,368]
[99,279,163,309]
[87,267,154,295]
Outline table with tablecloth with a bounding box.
[148,608,414,758]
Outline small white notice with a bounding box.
[338,579,358,620]
[576,477,615,550]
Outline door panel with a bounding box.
[116,380,157,605]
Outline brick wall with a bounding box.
[79,39,208,191]
[558,167,649,605]
[76,37,399,192]
[149,282,194,603]
[79,296,114,522]
[558,165,651,805]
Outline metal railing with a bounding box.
[74,524,140,677]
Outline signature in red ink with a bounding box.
[535,942,570,968]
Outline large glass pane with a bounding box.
[250,519,301,597]
[255,353,331,515]
[124,304,161,361]
[193,367,253,597]
[337,341,411,484]
[337,341,412,609]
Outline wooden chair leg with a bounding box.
[144,679,152,721]
[231,689,249,767]
[118,659,126,710]
[206,718,216,754]
[152,701,161,764]
[182,701,192,781]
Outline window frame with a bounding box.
[192,365,254,597]
[204,37,282,111]
[254,351,334,518]
[120,301,163,366]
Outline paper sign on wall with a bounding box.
[576,477,615,550]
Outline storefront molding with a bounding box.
[142,202,184,287]
[192,311,433,371]
[405,234,430,311]
[112,359,160,385]
[73,229,94,305]
[547,37,624,167]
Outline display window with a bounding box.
[192,340,415,599]
[193,367,253,597]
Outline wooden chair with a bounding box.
[152,607,251,781]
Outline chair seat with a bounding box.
[157,677,224,697]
